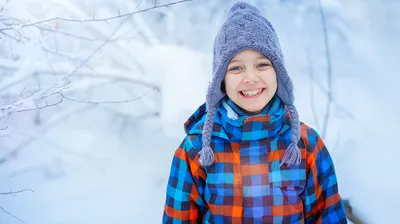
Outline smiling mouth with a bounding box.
[239,88,265,97]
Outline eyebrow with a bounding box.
[256,56,268,60]
[229,56,268,64]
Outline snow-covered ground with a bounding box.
[1,0,399,223]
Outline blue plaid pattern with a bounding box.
[163,98,347,223]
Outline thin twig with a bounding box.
[0,104,94,166]
[0,30,21,42]
[135,0,145,9]
[0,189,35,196]
[33,26,136,42]
[0,17,24,24]
[60,0,193,82]
[0,206,26,224]
[60,87,157,104]
[41,46,89,64]
[70,73,159,91]
[61,18,127,82]
[0,0,193,32]
[17,96,63,112]
[0,86,66,115]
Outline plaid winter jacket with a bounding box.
[163,98,347,223]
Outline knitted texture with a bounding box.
[200,1,301,167]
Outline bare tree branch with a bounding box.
[306,49,321,131]
[0,30,21,42]
[306,47,355,134]
[0,69,158,117]
[60,87,157,104]
[136,0,145,9]
[41,45,90,65]
[17,95,63,112]
[61,19,127,83]
[0,137,33,165]
[0,16,30,43]
[1,0,189,117]
[1,0,189,102]
[308,75,354,121]
[0,64,17,72]
[0,84,68,120]
[318,0,333,139]
[0,187,33,224]
[0,67,159,94]
[60,0,181,82]
[0,98,156,166]
[0,4,5,13]
[0,206,26,224]
[0,103,94,165]
[0,17,24,25]
[33,25,137,42]
[0,0,193,32]
[0,1,189,220]
[316,3,365,224]
[71,73,159,91]
[0,189,35,196]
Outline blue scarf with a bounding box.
[220,96,284,126]
[217,95,286,142]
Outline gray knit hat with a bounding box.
[199,1,301,167]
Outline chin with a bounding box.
[241,103,267,114]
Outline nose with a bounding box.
[242,69,259,84]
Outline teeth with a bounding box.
[242,89,262,96]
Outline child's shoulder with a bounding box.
[178,134,203,156]
[300,122,321,138]
[299,121,325,153]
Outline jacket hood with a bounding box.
[184,103,230,140]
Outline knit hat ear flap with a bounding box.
[280,104,302,167]
[198,104,217,167]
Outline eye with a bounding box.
[229,66,241,71]
[258,63,271,68]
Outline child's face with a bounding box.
[224,49,277,114]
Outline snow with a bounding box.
[140,44,211,138]
[1,0,399,223]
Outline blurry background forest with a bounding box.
[1,0,399,223]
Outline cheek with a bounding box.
[223,78,240,99]
[270,77,277,88]
[262,71,277,87]
[224,76,241,91]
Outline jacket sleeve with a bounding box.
[302,130,347,224]
[163,136,206,224]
